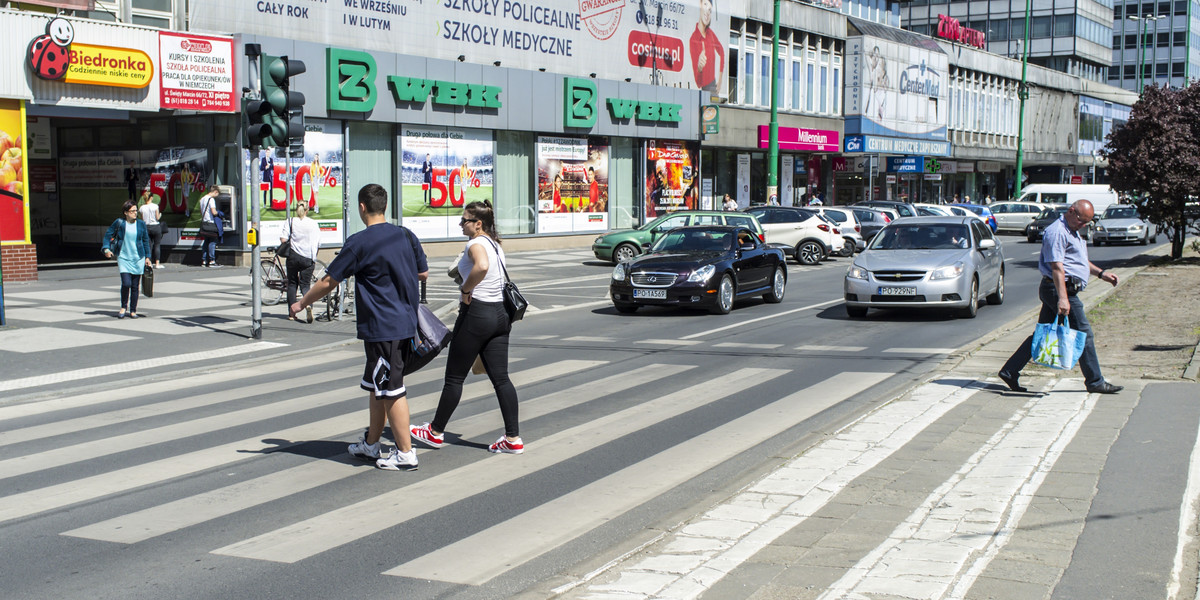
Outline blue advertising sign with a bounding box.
[886,157,924,173]
[844,134,951,156]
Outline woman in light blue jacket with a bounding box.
[101,200,152,318]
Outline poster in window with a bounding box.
[645,140,699,220]
[401,125,495,240]
[242,120,345,246]
[536,136,609,234]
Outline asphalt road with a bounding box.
[0,235,1172,600]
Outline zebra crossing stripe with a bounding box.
[0,359,600,525]
[62,363,690,544]
[383,371,892,585]
[211,367,789,564]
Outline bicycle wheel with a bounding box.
[259,259,284,306]
[312,259,328,285]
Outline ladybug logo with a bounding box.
[27,17,74,81]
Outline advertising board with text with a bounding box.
[0,100,30,244]
[536,136,609,234]
[401,125,495,240]
[645,140,698,219]
[159,32,236,112]
[845,35,948,141]
[243,121,345,246]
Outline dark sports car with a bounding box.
[609,226,788,315]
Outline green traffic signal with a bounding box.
[258,54,307,149]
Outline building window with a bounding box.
[1172,61,1185,76]
[1175,0,1188,15]
[1156,62,1168,76]
[1054,16,1075,37]
[1031,16,1052,39]
[728,32,739,103]
[990,19,1009,41]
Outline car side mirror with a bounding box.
[978,238,997,250]
[641,242,652,250]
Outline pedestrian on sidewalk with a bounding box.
[411,200,525,455]
[101,200,151,319]
[138,189,164,269]
[281,201,321,323]
[999,199,1123,394]
[289,184,429,471]
[197,185,220,267]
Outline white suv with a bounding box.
[744,206,844,265]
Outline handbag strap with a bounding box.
[480,236,511,284]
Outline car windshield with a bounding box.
[651,229,734,253]
[1104,207,1138,219]
[870,224,971,250]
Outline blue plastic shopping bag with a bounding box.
[1031,316,1088,370]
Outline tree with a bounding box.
[1102,83,1200,259]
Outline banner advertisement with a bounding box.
[158,32,236,112]
[735,153,749,209]
[60,148,208,245]
[780,155,794,206]
[0,100,30,244]
[401,125,495,240]
[845,36,948,141]
[536,136,609,234]
[188,0,730,95]
[244,121,345,247]
[645,140,698,219]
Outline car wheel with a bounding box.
[1027,234,1037,244]
[795,241,823,266]
[1140,233,1149,245]
[710,274,734,314]
[986,267,1005,305]
[959,276,979,318]
[1095,239,1104,246]
[614,302,638,314]
[1151,230,1159,243]
[612,243,639,263]
[840,238,855,257]
[846,305,868,318]
[764,266,786,303]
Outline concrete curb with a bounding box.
[1184,340,1200,381]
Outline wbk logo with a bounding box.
[327,48,377,113]
[564,77,597,128]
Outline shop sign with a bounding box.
[977,161,1002,173]
[757,126,839,153]
[924,157,943,173]
[936,15,986,49]
[845,37,948,142]
[924,173,942,181]
[702,105,719,134]
[844,134,951,157]
[563,77,681,128]
[938,160,958,174]
[886,157,924,173]
[956,161,973,173]
[885,174,897,184]
[13,0,93,8]
[158,32,235,112]
[326,48,502,113]
[27,18,153,89]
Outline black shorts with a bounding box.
[360,340,411,398]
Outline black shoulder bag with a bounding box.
[482,237,527,322]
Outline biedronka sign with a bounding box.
[26,17,153,89]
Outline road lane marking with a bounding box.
[1169,393,1200,599]
[62,363,689,544]
[385,371,892,585]
[712,343,783,349]
[795,345,868,353]
[0,360,602,525]
[881,347,958,355]
[679,299,841,340]
[211,367,788,564]
[562,336,616,343]
[635,339,702,346]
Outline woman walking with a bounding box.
[282,201,321,323]
[138,189,164,269]
[411,200,524,454]
[101,201,151,318]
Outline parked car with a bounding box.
[610,226,787,315]
[591,210,765,263]
[851,207,891,243]
[1093,204,1158,245]
[743,206,843,265]
[843,216,1005,319]
[1016,184,1119,216]
[1026,205,1070,243]
[913,203,953,217]
[855,200,918,219]
[949,203,997,232]
[989,201,1051,235]
[812,206,865,255]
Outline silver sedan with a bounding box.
[1093,205,1158,245]
[843,216,1005,319]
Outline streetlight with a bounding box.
[766,0,781,205]
[1013,0,1032,198]
[1127,14,1165,94]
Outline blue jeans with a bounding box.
[1002,278,1104,388]
[203,238,217,264]
[119,272,141,312]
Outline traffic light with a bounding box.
[241,97,272,147]
[260,54,306,149]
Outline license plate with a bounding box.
[633,288,667,299]
[878,286,917,296]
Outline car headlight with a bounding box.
[1095,225,1106,232]
[846,265,868,280]
[1128,225,1143,231]
[595,236,606,244]
[930,262,965,280]
[612,263,627,281]
[687,264,715,283]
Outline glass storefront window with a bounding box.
[140,119,169,147]
[495,130,535,235]
[176,117,212,145]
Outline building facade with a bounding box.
[1109,0,1200,91]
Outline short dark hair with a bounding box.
[122,200,137,214]
[358,184,389,215]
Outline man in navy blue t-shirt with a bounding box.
[291,183,430,471]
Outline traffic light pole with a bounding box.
[247,45,263,340]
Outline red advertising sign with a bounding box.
[1070,175,1083,184]
[627,30,685,72]
[936,15,986,49]
[158,32,235,112]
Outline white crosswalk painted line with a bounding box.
[679,299,841,340]
[795,345,868,353]
[712,342,783,349]
[882,347,958,355]
[0,341,289,393]
[820,380,1094,600]
[63,363,689,544]
[212,367,788,564]
[384,371,892,585]
[0,359,600,524]
[569,378,985,599]
[635,339,702,346]
[562,336,616,343]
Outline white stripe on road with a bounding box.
[712,343,783,350]
[62,363,687,544]
[679,299,841,340]
[385,371,891,585]
[0,359,600,525]
[882,347,958,355]
[569,377,984,599]
[562,336,616,343]
[1169,393,1200,600]
[0,341,288,393]
[795,345,868,353]
[211,367,788,564]
[635,339,702,346]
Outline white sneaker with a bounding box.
[376,449,419,471]
[348,436,381,460]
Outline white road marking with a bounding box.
[881,347,958,355]
[712,342,783,349]
[795,345,868,353]
[562,336,616,342]
[387,371,891,585]
[635,339,702,346]
[679,299,841,340]
[211,367,787,564]
[1168,399,1200,599]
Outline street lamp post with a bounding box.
[766,0,781,205]
[1013,0,1032,199]
[1128,15,1164,94]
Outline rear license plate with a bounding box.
[633,288,667,299]
[878,286,917,296]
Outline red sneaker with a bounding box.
[488,436,524,454]
[410,423,445,449]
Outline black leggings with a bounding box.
[432,301,519,437]
[285,256,315,307]
[147,225,163,263]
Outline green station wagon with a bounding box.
[592,211,765,263]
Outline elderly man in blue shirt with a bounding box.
[999,199,1123,394]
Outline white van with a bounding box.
[1016,184,1119,216]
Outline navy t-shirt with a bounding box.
[326,223,428,342]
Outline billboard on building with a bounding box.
[536,136,609,234]
[159,32,236,112]
[844,36,948,141]
[401,125,495,240]
[0,100,30,245]
[189,0,732,96]
[243,120,346,247]
[645,140,698,219]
